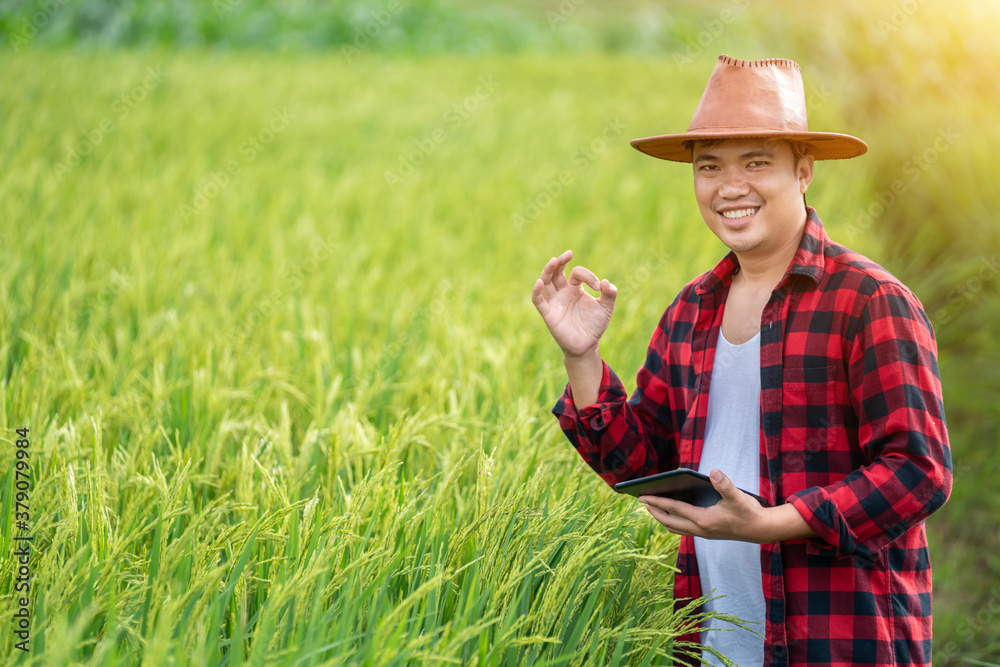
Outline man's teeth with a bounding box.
[721,208,758,220]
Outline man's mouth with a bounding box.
[719,207,760,221]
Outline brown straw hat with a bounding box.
[630,54,868,163]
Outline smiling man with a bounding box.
[531,56,952,667]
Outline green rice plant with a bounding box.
[2,2,998,658]
[0,49,776,665]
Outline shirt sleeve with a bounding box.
[551,313,681,490]
[789,281,953,560]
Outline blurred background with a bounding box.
[1,0,998,665]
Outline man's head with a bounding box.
[689,137,814,256]
[627,54,863,260]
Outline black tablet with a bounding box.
[613,468,770,507]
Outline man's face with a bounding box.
[692,138,814,257]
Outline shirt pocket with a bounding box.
[780,363,856,480]
[782,363,836,427]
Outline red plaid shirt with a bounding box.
[553,209,952,666]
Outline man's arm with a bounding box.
[562,347,603,409]
[532,250,680,485]
[784,282,952,559]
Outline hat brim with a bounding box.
[630,130,868,163]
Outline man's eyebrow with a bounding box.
[692,152,718,163]
[740,149,775,159]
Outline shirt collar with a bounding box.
[696,207,829,295]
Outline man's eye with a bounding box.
[748,161,768,167]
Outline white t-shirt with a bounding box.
[693,329,765,667]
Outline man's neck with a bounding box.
[732,214,808,290]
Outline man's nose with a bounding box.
[718,168,750,198]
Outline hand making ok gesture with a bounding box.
[531,250,618,359]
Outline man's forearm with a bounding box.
[759,502,817,543]
[563,346,603,409]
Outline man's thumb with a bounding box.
[710,469,736,497]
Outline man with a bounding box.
[530,55,952,667]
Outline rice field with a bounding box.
[0,40,990,665]
[0,49,806,666]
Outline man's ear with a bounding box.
[798,154,815,195]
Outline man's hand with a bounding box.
[638,469,817,544]
[531,250,617,358]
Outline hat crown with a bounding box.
[628,53,867,162]
[688,55,808,134]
